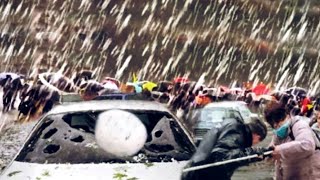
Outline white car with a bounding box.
[0,100,195,180]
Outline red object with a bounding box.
[252,84,269,95]
[173,77,189,83]
[301,97,311,114]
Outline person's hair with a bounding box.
[279,94,290,105]
[290,107,301,116]
[264,102,287,128]
[247,118,268,141]
[141,89,152,100]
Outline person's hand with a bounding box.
[261,146,274,162]
[246,146,274,161]
[254,146,274,159]
[254,147,266,160]
[253,147,267,155]
[272,146,281,161]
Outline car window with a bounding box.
[237,104,251,118]
[201,108,243,122]
[232,110,244,122]
[16,110,194,164]
[201,108,226,123]
[93,95,124,100]
[60,94,83,103]
[125,94,147,100]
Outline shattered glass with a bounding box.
[16,110,194,164]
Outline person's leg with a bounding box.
[43,100,54,113]
[3,90,12,112]
[10,90,18,110]
[2,92,7,112]
[16,111,22,122]
[7,91,13,111]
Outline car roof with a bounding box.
[48,100,170,115]
[99,93,135,96]
[204,101,247,108]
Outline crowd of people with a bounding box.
[2,70,320,179]
[0,70,97,121]
[0,70,319,123]
[0,71,247,123]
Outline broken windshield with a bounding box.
[15,110,195,164]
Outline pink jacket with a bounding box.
[270,117,320,180]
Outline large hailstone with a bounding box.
[95,110,147,157]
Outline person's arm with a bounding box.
[218,146,269,167]
[275,120,315,160]
[191,127,220,165]
[206,130,269,168]
[309,117,317,127]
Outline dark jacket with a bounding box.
[181,118,260,180]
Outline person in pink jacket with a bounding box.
[264,102,320,180]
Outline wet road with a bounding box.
[0,90,37,172]
[0,119,35,172]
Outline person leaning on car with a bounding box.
[181,117,268,180]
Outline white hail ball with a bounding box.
[95,110,147,157]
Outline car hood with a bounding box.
[1,161,188,180]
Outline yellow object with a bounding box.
[133,73,138,83]
[79,88,85,95]
[307,104,314,110]
[142,81,157,91]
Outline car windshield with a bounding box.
[237,104,251,118]
[200,107,243,123]
[201,108,226,123]
[15,110,195,164]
